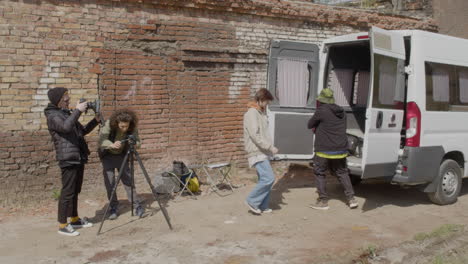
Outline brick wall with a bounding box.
[0,0,435,206]
[433,0,468,39]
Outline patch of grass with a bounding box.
[431,250,468,264]
[433,255,444,264]
[361,0,377,8]
[366,244,378,259]
[414,224,464,241]
[51,189,61,200]
[354,244,379,263]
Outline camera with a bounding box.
[79,98,100,114]
[121,134,137,145]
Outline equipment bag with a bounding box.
[180,170,200,193]
[173,160,200,193]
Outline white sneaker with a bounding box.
[348,198,358,209]
[245,201,261,215]
[262,208,273,214]
[58,224,80,236]
[309,199,329,210]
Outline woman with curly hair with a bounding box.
[98,109,144,219]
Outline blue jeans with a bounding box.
[246,160,275,210]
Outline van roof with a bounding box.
[324,29,468,44]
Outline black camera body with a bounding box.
[121,134,137,145]
[79,98,100,114]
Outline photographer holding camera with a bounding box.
[44,87,100,236]
[98,109,144,220]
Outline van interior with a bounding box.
[323,41,371,164]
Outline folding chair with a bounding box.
[194,162,237,196]
[166,170,197,200]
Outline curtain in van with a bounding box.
[459,69,468,103]
[329,69,353,107]
[277,58,309,107]
[432,68,449,102]
[378,59,397,105]
[356,71,370,107]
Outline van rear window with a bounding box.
[371,54,405,109]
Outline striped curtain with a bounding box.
[356,71,370,107]
[432,68,449,102]
[459,68,468,103]
[329,69,354,107]
[277,58,309,107]
[378,59,397,105]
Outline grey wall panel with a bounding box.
[274,113,314,155]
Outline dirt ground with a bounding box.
[2,162,468,264]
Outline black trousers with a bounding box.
[101,154,140,210]
[58,164,84,224]
[313,156,354,201]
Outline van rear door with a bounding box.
[267,40,319,159]
[361,27,406,179]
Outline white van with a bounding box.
[267,27,468,205]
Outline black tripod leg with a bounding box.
[133,150,173,230]
[96,150,131,235]
[130,152,134,217]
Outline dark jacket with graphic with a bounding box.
[44,104,98,165]
[307,103,348,152]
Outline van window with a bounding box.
[267,40,319,110]
[277,58,310,107]
[426,62,468,111]
[372,54,404,109]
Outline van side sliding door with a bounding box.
[362,27,406,179]
[267,40,319,159]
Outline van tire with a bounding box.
[428,159,462,205]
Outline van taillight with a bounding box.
[405,102,421,147]
[357,35,369,39]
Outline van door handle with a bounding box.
[376,111,383,128]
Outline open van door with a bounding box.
[267,40,319,159]
[361,27,406,179]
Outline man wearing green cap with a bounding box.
[307,88,358,210]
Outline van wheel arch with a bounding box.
[427,158,462,205]
[443,151,465,169]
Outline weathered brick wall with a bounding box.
[433,0,468,39]
[0,0,436,206]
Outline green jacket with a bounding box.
[98,120,141,155]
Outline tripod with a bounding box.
[97,137,173,235]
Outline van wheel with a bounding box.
[349,174,362,186]
[428,159,462,205]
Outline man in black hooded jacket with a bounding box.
[307,88,358,210]
[44,87,100,236]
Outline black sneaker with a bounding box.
[70,217,93,228]
[135,206,145,218]
[108,208,118,220]
[309,199,329,210]
[58,224,80,236]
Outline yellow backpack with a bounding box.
[180,170,200,193]
[186,174,200,193]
